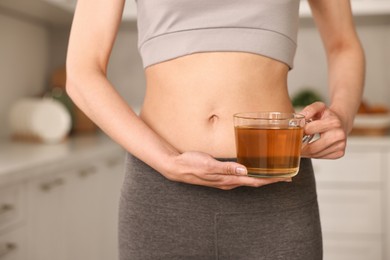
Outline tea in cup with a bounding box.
[234,112,312,178]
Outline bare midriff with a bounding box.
[140,52,294,158]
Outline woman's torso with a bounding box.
[139,52,294,158]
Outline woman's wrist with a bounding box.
[147,149,182,181]
[329,103,356,134]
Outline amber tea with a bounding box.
[235,126,303,177]
[234,112,309,178]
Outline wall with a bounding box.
[0,14,144,138]
[0,11,50,138]
[107,22,145,110]
[289,16,390,107]
[356,16,390,106]
[0,11,389,139]
[48,21,145,111]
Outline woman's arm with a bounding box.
[66,0,179,172]
[66,0,287,189]
[301,0,365,159]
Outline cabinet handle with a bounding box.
[0,243,17,258]
[79,167,97,178]
[106,157,122,167]
[40,178,65,192]
[0,204,14,216]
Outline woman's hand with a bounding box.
[300,102,348,159]
[163,151,291,190]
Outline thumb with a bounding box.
[218,162,248,175]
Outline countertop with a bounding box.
[0,133,124,185]
[345,135,390,148]
[1,133,390,186]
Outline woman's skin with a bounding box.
[66,0,365,190]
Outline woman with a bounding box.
[66,0,365,259]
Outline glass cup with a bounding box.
[233,112,312,178]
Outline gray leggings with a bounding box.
[119,154,322,260]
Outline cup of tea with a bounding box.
[233,112,312,178]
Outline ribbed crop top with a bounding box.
[136,0,301,69]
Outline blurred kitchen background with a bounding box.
[0,0,389,259]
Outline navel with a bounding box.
[208,114,220,124]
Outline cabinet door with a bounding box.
[25,151,125,260]
[313,150,382,184]
[317,188,382,235]
[63,152,125,260]
[0,184,26,233]
[385,152,390,260]
[26,172,68,260]
[63,163,104,260]
[0,227,27,260]
[313,149,384,260]
[323,236,382,260]
[43,0,137,20]
[99,153,125,260]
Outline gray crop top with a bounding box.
[136,0,301,69]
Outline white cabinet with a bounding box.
[3,0,389,27]
[0,0,137,28]
[42,0,137,21]
[121,0,137,20]
[42,0,77,12]
[48,0,137,20]
[45,0,390,19]
[312,139,389,260]
[386,152,390,260]
[300,0,390,17]
[46,0,390,19]
[0,185,26,233]
[62,165,104,260]
[25,151,124,260]
[0,184,27,260]
[0,135,125,260]
[0,228,27,260]
[322,236,382,260]
[26,172,68,260]
[99,155,125,260]
[63,154,124,260]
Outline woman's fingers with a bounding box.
[171,151,291,190]
[208,173,292,190]
[304,114,344,136]
[303,137,346,159]
[300,102,348,160]
[209,161,292,189]
[213,161,248,176]
[300,101,326,120]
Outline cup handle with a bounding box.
[302,134,314,144]
[302,119,314,145]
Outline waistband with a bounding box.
[122,153,318,214]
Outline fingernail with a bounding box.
[235,167,247,175]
